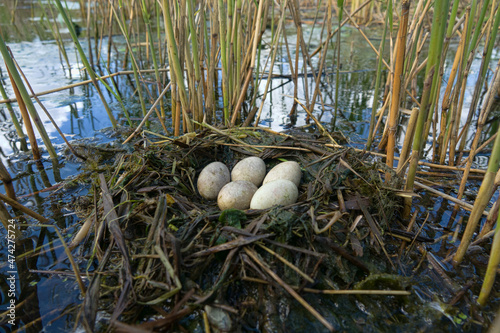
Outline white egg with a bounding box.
[263,161,301,187]
[217,181,258,211]
[231,156,266,187]
[250,179,298,210]
[197,162,230,200]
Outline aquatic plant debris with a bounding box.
[63,127,429,331]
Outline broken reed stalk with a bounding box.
[385,0,410,180]
[0,193,48,223]
[53,0,118,129]
[0,69,169,105]
[0,35,57,160]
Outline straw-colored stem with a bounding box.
[217,0,230,124]
[405,0,448,208]
[231,0,266,126]
[161,0,192,133]
[244,247,334,332]
[396,107,419,175]
[386,0,410,178]
[458,3,500,155]
[404,68,435,217]
[438,18,466,163]
[187,0,203,123]
[454,60,500,207]
[252,0,288,126]
[308,3,332,116]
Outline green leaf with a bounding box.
[219,209,247,229]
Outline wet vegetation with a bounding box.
[0,0,500,331]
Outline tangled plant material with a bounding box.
[71,127,415,332]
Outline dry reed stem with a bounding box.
[12,55,86,161]
[357,196,395,270]
[413,181,488,216]
[302,288,411,295]
[252,0,289,126]
[453,60,500,208]
[459,133,497,167]
[257,243,315,283]
[309,207,343,234]
[4,66,41,161]
[0,159,16,200]
[0,193,49,223]
[386,0,410,179]
[38,224,86,295]
[311,0,372,58]
[396,108,419,175]
[231,0,266,125]
[294,98,337,144]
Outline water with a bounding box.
[0,0,499,331]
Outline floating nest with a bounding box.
[69,126,416,332]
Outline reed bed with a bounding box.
[1,0,500,330]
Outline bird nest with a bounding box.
[69,125,413,332]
